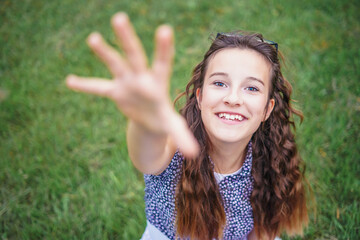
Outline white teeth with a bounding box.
[218,113,244,121]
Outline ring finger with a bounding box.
[87,32,128,78]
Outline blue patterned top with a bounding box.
[143,142,254,239]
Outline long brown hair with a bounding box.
[175,32,308,239]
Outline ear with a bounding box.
[196,88,202,109]
[263,98,275,121]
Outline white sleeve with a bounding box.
[140,221,171,240]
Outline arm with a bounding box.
[127,120,174,174]
[66,13,198,174]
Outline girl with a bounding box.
[66,12,308,240]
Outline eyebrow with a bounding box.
[209,72,229,78]
[247,76,265,86]
[208,72,265,86]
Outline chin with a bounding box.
[211,133,250,145]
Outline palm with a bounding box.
[111,71,171,133]
[66,13,198,157]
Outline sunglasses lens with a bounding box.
[216,33,278,52]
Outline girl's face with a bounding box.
[196,48,275,146]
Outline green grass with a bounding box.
[1,0,359,239]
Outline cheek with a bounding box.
[203,88,224,104]
[199,90,212,108]
[250,97,269,115]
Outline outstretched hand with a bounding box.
[66,12,199,158]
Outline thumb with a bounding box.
[168,114,199,158]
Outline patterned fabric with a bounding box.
[143,142,254,240]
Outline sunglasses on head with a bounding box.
[216,32,279,53]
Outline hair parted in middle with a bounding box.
[174,32,308,240]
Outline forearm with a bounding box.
[127,120,175,175]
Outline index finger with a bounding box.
[152,25,174,85]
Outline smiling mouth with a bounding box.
[217,113,246,122]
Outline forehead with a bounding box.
[205,48,272,83]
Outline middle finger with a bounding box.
[111,12,148,73]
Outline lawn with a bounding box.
[1,0,359,239]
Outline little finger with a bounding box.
[66,74,116,98]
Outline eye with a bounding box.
[246,86,259,92]
[214,81,226,87]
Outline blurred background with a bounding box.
[1,0,359,239]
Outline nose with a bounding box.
[223,89,243,106]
